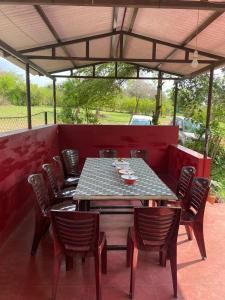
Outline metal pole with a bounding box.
[44,112,48,125]
[53,78,57,124]
[25,63,32,129]
[173,81,178,126]
[204,67,214,158]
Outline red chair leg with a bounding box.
[95,253,102,300]
[52,254,63,300]
[126,228,132,267]
[129,245,138,299]
[31,217,49,256]
[169,247,177,298]
[66,255,73,271]
[185,225,193,240]
[193,222,207,259]
[101,239,107,274]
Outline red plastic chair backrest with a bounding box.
[187,177,210,219]
[134,207,181,250]
[61,149,79,176]
[42,163,59,195]
[99,149,118,158]
[28,173,50,216]
[50,211,100,253]
[177,166,196,200]
[53,156,65,186]
[130,149,149,164]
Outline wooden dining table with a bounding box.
[73,158,177,250]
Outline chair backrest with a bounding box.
[61,149,79,176]
[187,177,210,219]
[134,207,181,250]
[99,149,118,158]
[28,173,50,216]
[50,211,100,254]
[130,149,149,163]
[177,166,196,202]
[53,155,65,186]
[42,163,59,195]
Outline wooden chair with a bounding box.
[130,149,149,164]
[42,163,76,202]
[127,207,181,298]
[50,211,107,300]
[99,149,118,158]
[61,149,80,177]
[28,174,76,255]
[53,155,79,187]
[180,177,210,259]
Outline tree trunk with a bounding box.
[134,96,140,114]
[153,71,162,125]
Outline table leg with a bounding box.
[79,200,90,211]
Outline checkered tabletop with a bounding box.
[73,158,177,201]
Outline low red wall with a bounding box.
[0,126,59,246]
[58,125,179,174]
[168,144,211,179]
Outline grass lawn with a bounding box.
[0,106,171,131]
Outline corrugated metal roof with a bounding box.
[0,4,224,78]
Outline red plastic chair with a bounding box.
[61,149,80,177]
[177,166,196,208]
[180,177,210,259]
[42,163,77,202]
[130,149,149,164]
[28,174,76,255]
[99,149,118,158]
[53,155,79,187]
[154,166,196,208]
[50,211,107,300]
[127,207,181,298]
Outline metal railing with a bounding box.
[0,111,56,133]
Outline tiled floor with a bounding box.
[0,202,225,300]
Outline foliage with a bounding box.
[169,71,225,201]
[0,72,59,106]
[59,63,136,124]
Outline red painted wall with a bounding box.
[57,125,179,173]
[168,144,211,179]
[0,126,59,246]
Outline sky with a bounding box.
[0,58,53,86]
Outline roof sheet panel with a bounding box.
[0,5,55,50]
[41,5,113,40]
[133,8,213,44]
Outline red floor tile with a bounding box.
[0,203,225,300]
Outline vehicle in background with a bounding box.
[172,116,204,145]
[129,115,153,125]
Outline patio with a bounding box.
[0,1,225,300]
[0,201,224,300]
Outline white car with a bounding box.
[173,116,204,145]
[129,115,153,125]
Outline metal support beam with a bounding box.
[25,64,32,129]
[24,55,216,64]
[34,5,76,68]
[173,82,178,126]
[20,30,224,61]
[156,11,224,69]
[204,67,214,158]
[53,78,57,124]
[53,74,180,80]
[110,7,119,58]
[5,1,225,11]
[0,39,52,78]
